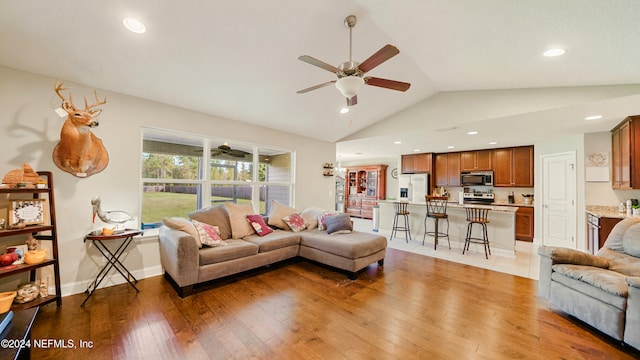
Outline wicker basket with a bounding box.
[24,249,46,265]
[0,291,16,313]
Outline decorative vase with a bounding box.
[633,208,640,216]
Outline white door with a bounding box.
[542,151,577,248]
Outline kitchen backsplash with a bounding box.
[445,186,534,205]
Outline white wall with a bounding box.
[0,66,335,295]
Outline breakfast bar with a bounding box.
[378,201,518,257]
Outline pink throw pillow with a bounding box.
[246,214,274,237]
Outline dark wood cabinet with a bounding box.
[345,165,387,219]
[611,116,640,189]
[515,207,534,241]
[587,213,623,254]
[493,146,534,187]
[401,153,432,174]
[460,150,492,171]
[435,152,461,187]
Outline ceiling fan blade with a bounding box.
[365,77,411,92]
[297,80,336,94]
[358,45,400,73]
[347,95,357,106]
[298,55,340,74]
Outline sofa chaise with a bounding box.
[159,202,387,297]
[538,217,640,349]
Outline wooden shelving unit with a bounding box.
[0,171,62,309]
[344,165,387,219]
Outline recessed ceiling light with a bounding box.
[340,107,349,114]
[447,145,455,149]
[394,141,402,145]
[585,115,603,120]
[413,149,421,152]
[467,131,478,135]
[123,18,146,34]
[543,48,566,57]
[489,141,498,145]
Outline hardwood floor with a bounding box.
[31,248,638,359]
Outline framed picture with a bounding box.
[8,199,47,226]
[7,245,28,265]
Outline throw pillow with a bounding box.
[162,217,202,248]
[247,214,274,237]
[301,207,325,230]
[324,213,353,235]
[192,220,226,247]
[267,199,297,230]
[317,212,338,231]
[282,213,308,232]
[187,204,232,240]
[225,202,256,239]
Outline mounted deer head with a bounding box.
[52,80,109,177]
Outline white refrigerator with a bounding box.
[398,174,430,203]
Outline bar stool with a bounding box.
[423,195,450,250]
[390,202,411,242]
[463,207,491,259]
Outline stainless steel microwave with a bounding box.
[461,171,494,186]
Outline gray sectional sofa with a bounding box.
[538,217,640,350]
[158,204,387,297]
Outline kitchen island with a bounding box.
[378,200,518,257]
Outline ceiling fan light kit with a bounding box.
[335,76,364,99]
[297,15,410,105]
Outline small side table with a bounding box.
[0,307,38,360]
[82,229,143,306]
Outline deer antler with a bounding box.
[54,80,70,103]
[83,91,107,112]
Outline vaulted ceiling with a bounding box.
[2,1,640,161]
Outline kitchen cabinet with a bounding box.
[0,172,62,310]
[587,213,623,254]
[345,165,387,219]
[611,115,640,189]
[401,153,432,174]
[435,152,461,187]
[493,146,534,187]
[515,206,534,241]
[460,150,492,171]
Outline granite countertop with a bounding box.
[586,205,634,219]
[379,200,518,213]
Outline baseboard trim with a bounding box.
[60,265,163,297]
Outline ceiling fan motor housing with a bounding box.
[338,61,362,77]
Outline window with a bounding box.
[140,128,294,228]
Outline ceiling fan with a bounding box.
[211,143,250,158]
[297,15,411,106]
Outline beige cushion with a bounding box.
[187,204,232,240]
[225,202,255,239]
[539,246,609,268]
[601,217,640,253]
[552,264,628,297]
[301,207,325,230]
[623,223,640,257]
[267,199,297,230]
[162,217,201,248]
